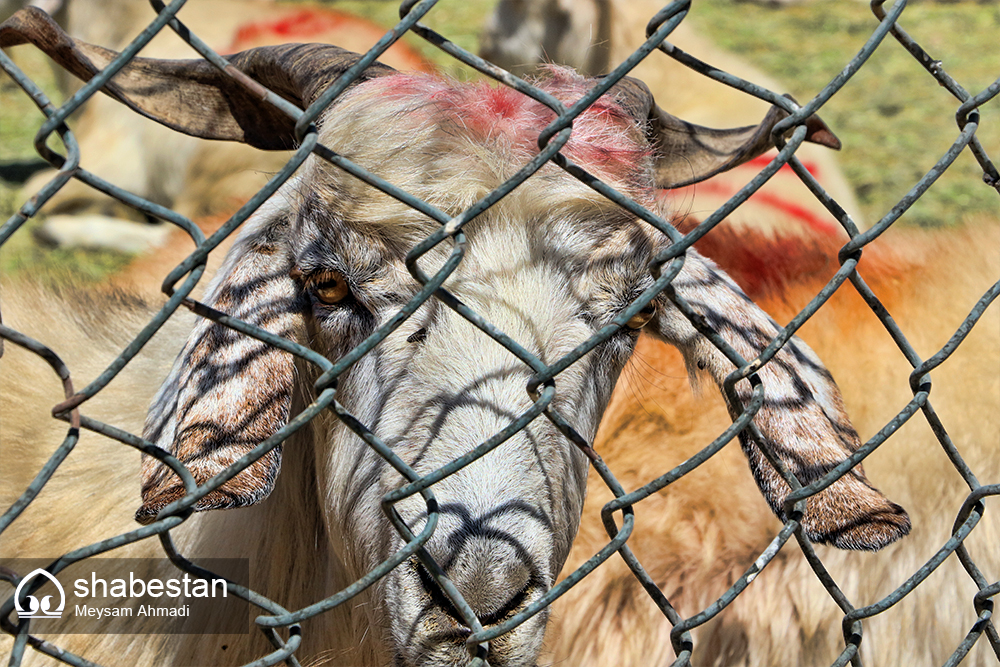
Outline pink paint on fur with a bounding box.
[690,178,839,236]
[348,70,653,189]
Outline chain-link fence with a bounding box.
[0,0,998,665]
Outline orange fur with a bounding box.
[546,222,1000,666]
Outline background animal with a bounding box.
[4,0,430,252]
[480,0,865,249]
[547,219,999,666]
[2,4,997,667]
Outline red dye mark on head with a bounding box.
[482,86,520,118]
[353,70,653,189]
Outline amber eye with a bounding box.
[312,271,351,304]
[625,302,656,330]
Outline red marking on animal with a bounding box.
[746,153,823,179]
[681,176,842,237]
[353,70,653,187]
[229,7,430,73]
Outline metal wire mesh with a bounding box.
[0,0,998,665]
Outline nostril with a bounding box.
[477,581,532,627]
[414,561,534,628]
[416,563,469,627]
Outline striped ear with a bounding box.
[646,252,910,551]
[135,200,307,525]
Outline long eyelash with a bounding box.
[310,269,348,289]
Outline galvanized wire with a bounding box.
[1,0,998,666]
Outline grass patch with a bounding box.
[0,47,60,163]
[687,0,1000,227]
[0,218,135,284]
[1,45,62,226]
[0,46,135,281]
[334,0,499,78]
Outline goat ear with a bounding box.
[610,77,840,188]
[135,202,307,525]
[0,7,395,150]
[645,253,910,551]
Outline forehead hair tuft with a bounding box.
[320,68,655,197]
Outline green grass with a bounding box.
[1,0,997,283]
[335,0,500,78]
[0,47,59,163]
[687,0,1000,227]
[1,45,140,282]
[1,218,135,283]
[1,45,138,282]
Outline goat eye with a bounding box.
[312,271,351,304]
[625,302,656,330]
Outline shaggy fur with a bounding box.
[547,223,1000,667]
[1,51,994,667]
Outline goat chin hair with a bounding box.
[1,217,996,667]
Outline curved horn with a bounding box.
[610,76,841,189]
[0,7,396,150]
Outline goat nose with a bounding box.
[419,535,537,625]
[395,532,550,667]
